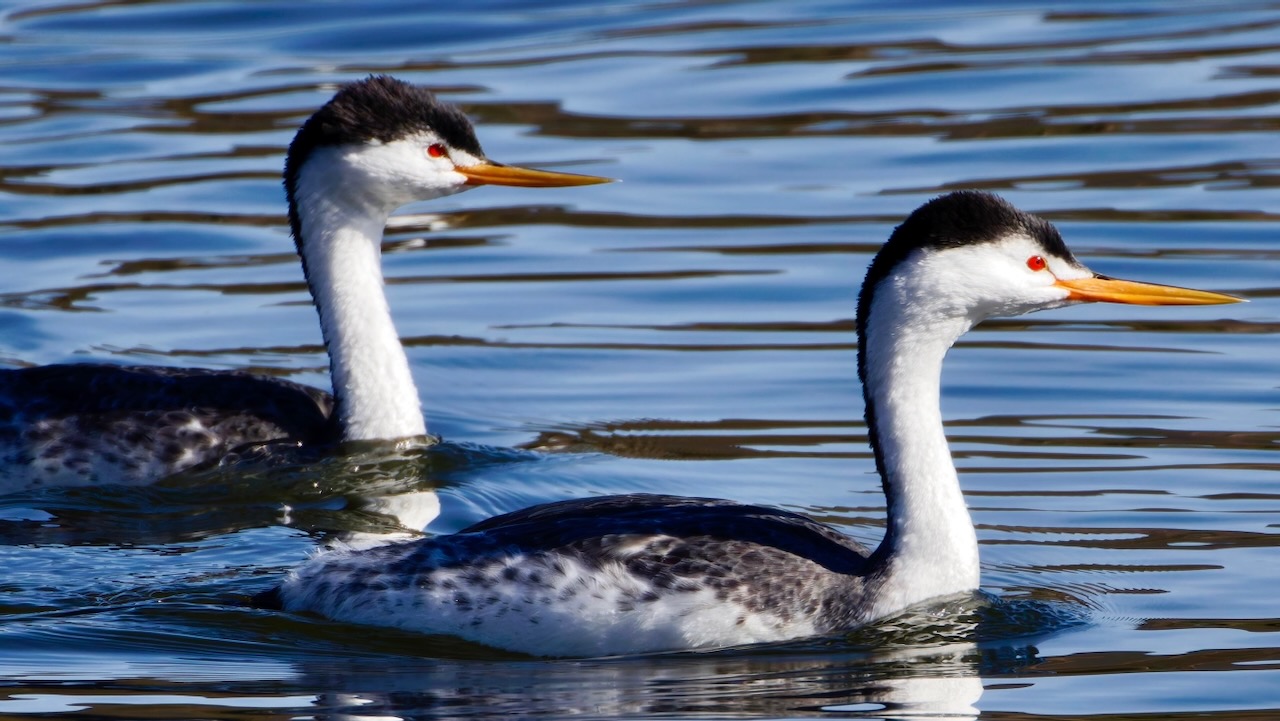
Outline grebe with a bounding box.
[0,76,609,489]
[261,191,1239,657]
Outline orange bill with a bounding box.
[1055,276,1242,306]
[457,162,612,188]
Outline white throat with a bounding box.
[291,150,430,442]
[862,266,983,616]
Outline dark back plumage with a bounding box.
[0,364,331,422]
[460,493,872,576]
[0,364,334,485]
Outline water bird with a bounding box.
[0,76,610,489]
[264,190,1240,657]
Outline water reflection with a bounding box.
[1,589,1080,719]
[0,644,990,720]
[0,441,469,546]
[520,412,1278,465]
[298,643,988,720]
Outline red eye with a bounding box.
[1026,255,1047,271]
[426,143,447,159]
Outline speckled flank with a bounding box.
[0,364,334,488]
[275,494,878,657]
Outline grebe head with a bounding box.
[858,190,1239,338]
[283,75,610,247]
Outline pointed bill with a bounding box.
[1055,276,1242,306]
[457,162,612,188]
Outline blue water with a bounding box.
[1,1,1278,718]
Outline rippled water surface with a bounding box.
[1,1,1278,718]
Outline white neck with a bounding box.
[292,162,427,442]
[862,276,982,616]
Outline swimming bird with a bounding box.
[260,191,1240,657]
[0,76,610,488]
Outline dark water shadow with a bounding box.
[0,440,538,547]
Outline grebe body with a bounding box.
[0,76,609,489]
[263,191,1239,657]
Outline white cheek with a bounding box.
[916,245,1071,319]
[348,140,469,199]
